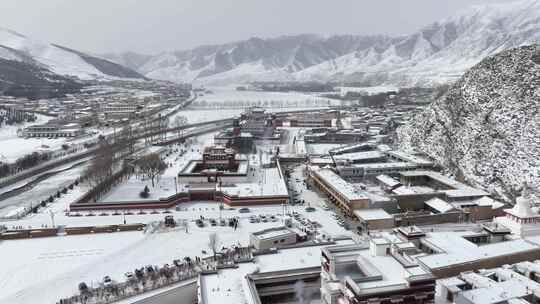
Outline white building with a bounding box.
[494,189,540,237]
[321,240,435,304]
[249,227,299,251]
[439,264,540,304]
[22,123,83,138]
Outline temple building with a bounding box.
[494,186,540,237]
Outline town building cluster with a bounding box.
[0,81,191,139]
[2,100,538,304]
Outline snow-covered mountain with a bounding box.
[107,0,540,86]
[0,27,144,81]
[398,44,540,202]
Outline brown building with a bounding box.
[354,208,395,231]
[309,167,370,215]
[289,113,334,128]
[202,145,238,170]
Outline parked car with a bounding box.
[210,218,217,226]
[164,215,175,227]
[78,282,89,293]
[238,208,250,213]
[134,268,144,280]
[125,272,136,282]
[196,219,204,227]
[145,266,155,274]
[103,276,113,287]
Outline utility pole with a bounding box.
[219,177,223,221]
[49,210,55,228]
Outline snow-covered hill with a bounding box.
[398,45,540,202]
[0,27,144,81]
[108,0,540,86]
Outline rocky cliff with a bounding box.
[398,45,540,201]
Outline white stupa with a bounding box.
[495,185,540,237]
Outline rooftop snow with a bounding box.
[313,168,368,201]
[425,197,455,213]
[375,174,401,187]
[417,231,539,269]
[353,209,393,221]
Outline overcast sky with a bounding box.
[0,0,516,55]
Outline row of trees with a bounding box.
[170,115,188,139]
[0,151,53,179]
[83,129,168,202]
[83,122,142,188]
[0,109,36,126]
[190,98,332,109]
[135,153,167,187]
[84,140,115,188]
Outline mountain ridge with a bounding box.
[104,0,540,86]
[0,27,145,98]
[0,27,145,81]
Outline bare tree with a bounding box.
[136,153,167,187]
[84,140,114,187]
[119,125,136,154]
[171,115,188,138]
[208,232,218,259]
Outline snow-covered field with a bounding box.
[0,114,57,163]
[171,109,245,124]
[336,86,399,95]
[172,106,332,125]
[0,114,49,141]
[190,86,342,109]
[0,124,115,164]
[100,136,207,203]
[0,137,72,163]
[0,199,349,304]
[167,85,343,125]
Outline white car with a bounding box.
[103,276,113,287]
[125,272,135,282]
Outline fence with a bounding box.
[0,223,145,240]
[57,246,253,304]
